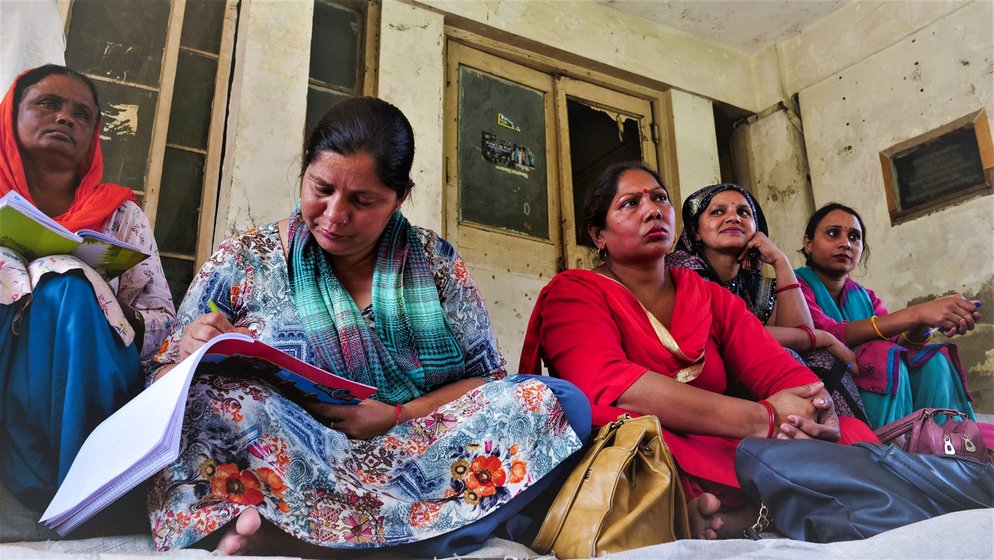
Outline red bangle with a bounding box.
[796,325,817,352]
[394,403,403,426]
[758,400,777,439]
[776,282,801,294]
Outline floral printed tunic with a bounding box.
[146,222,584,550]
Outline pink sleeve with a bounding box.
[864,285,890,316]
[537,275,648,413]
[799,279,849,344]
[710,284,819,399]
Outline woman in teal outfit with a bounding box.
[795,203,979,428]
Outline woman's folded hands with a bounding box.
[767,381,841,442]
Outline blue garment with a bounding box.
[795,267,974,428]
[0,272,142,510]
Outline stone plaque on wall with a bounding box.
[880,109,993,223]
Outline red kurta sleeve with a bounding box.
[707,282,820,398]
[532,272,649,426]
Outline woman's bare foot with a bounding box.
[215,507,264,556]
[688,495,764,540]
[688,493,724,539]
[213,508,341,558]
[714,505,762,539]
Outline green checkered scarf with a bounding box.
[287,205,465,405]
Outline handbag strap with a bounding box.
[875,408,970,444]
[531,415,645,554]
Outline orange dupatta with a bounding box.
[0,68,136,233]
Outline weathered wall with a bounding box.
[214,0,313,240]
[0,0,64,91]
[731,108,814,269]
[792,1,994,411]
[377,1,445,233]
[667,89,721,202]
[413,0,760,111]
[775,1,972,100]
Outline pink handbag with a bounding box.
[875,408,993,463]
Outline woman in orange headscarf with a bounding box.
[0,65,174,513]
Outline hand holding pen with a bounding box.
[918,298,982,340]
[177,298,251,359]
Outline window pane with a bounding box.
[305,85,350,139]
[160,255,196,309]
[309,0,361,91]
[567,99,642,246]
[155,148,205,255]
[167,50,217,150]
[457,66,549,240]
[181,0,226,54]
[66,0,170,88]
[95,81,158,190]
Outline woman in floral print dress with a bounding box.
[145,97,590,557]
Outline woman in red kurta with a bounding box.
[521,163,876,539]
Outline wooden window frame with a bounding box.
[879,108,994,225]
[443,28,677,271]
[308,0,381,100]
[443,42,562,280]
[60,0,238,272]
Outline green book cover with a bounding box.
[0,204,81,259]
[0,192,149,279]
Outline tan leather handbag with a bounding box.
[532,413,691,558]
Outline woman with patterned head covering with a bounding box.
[667,183,868,423]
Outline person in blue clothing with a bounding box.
[796,202,979,429]
[0,65,174,514]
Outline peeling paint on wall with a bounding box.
[100,103,139,141]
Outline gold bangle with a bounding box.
[870,315,888,340]
[900,330,933,345]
